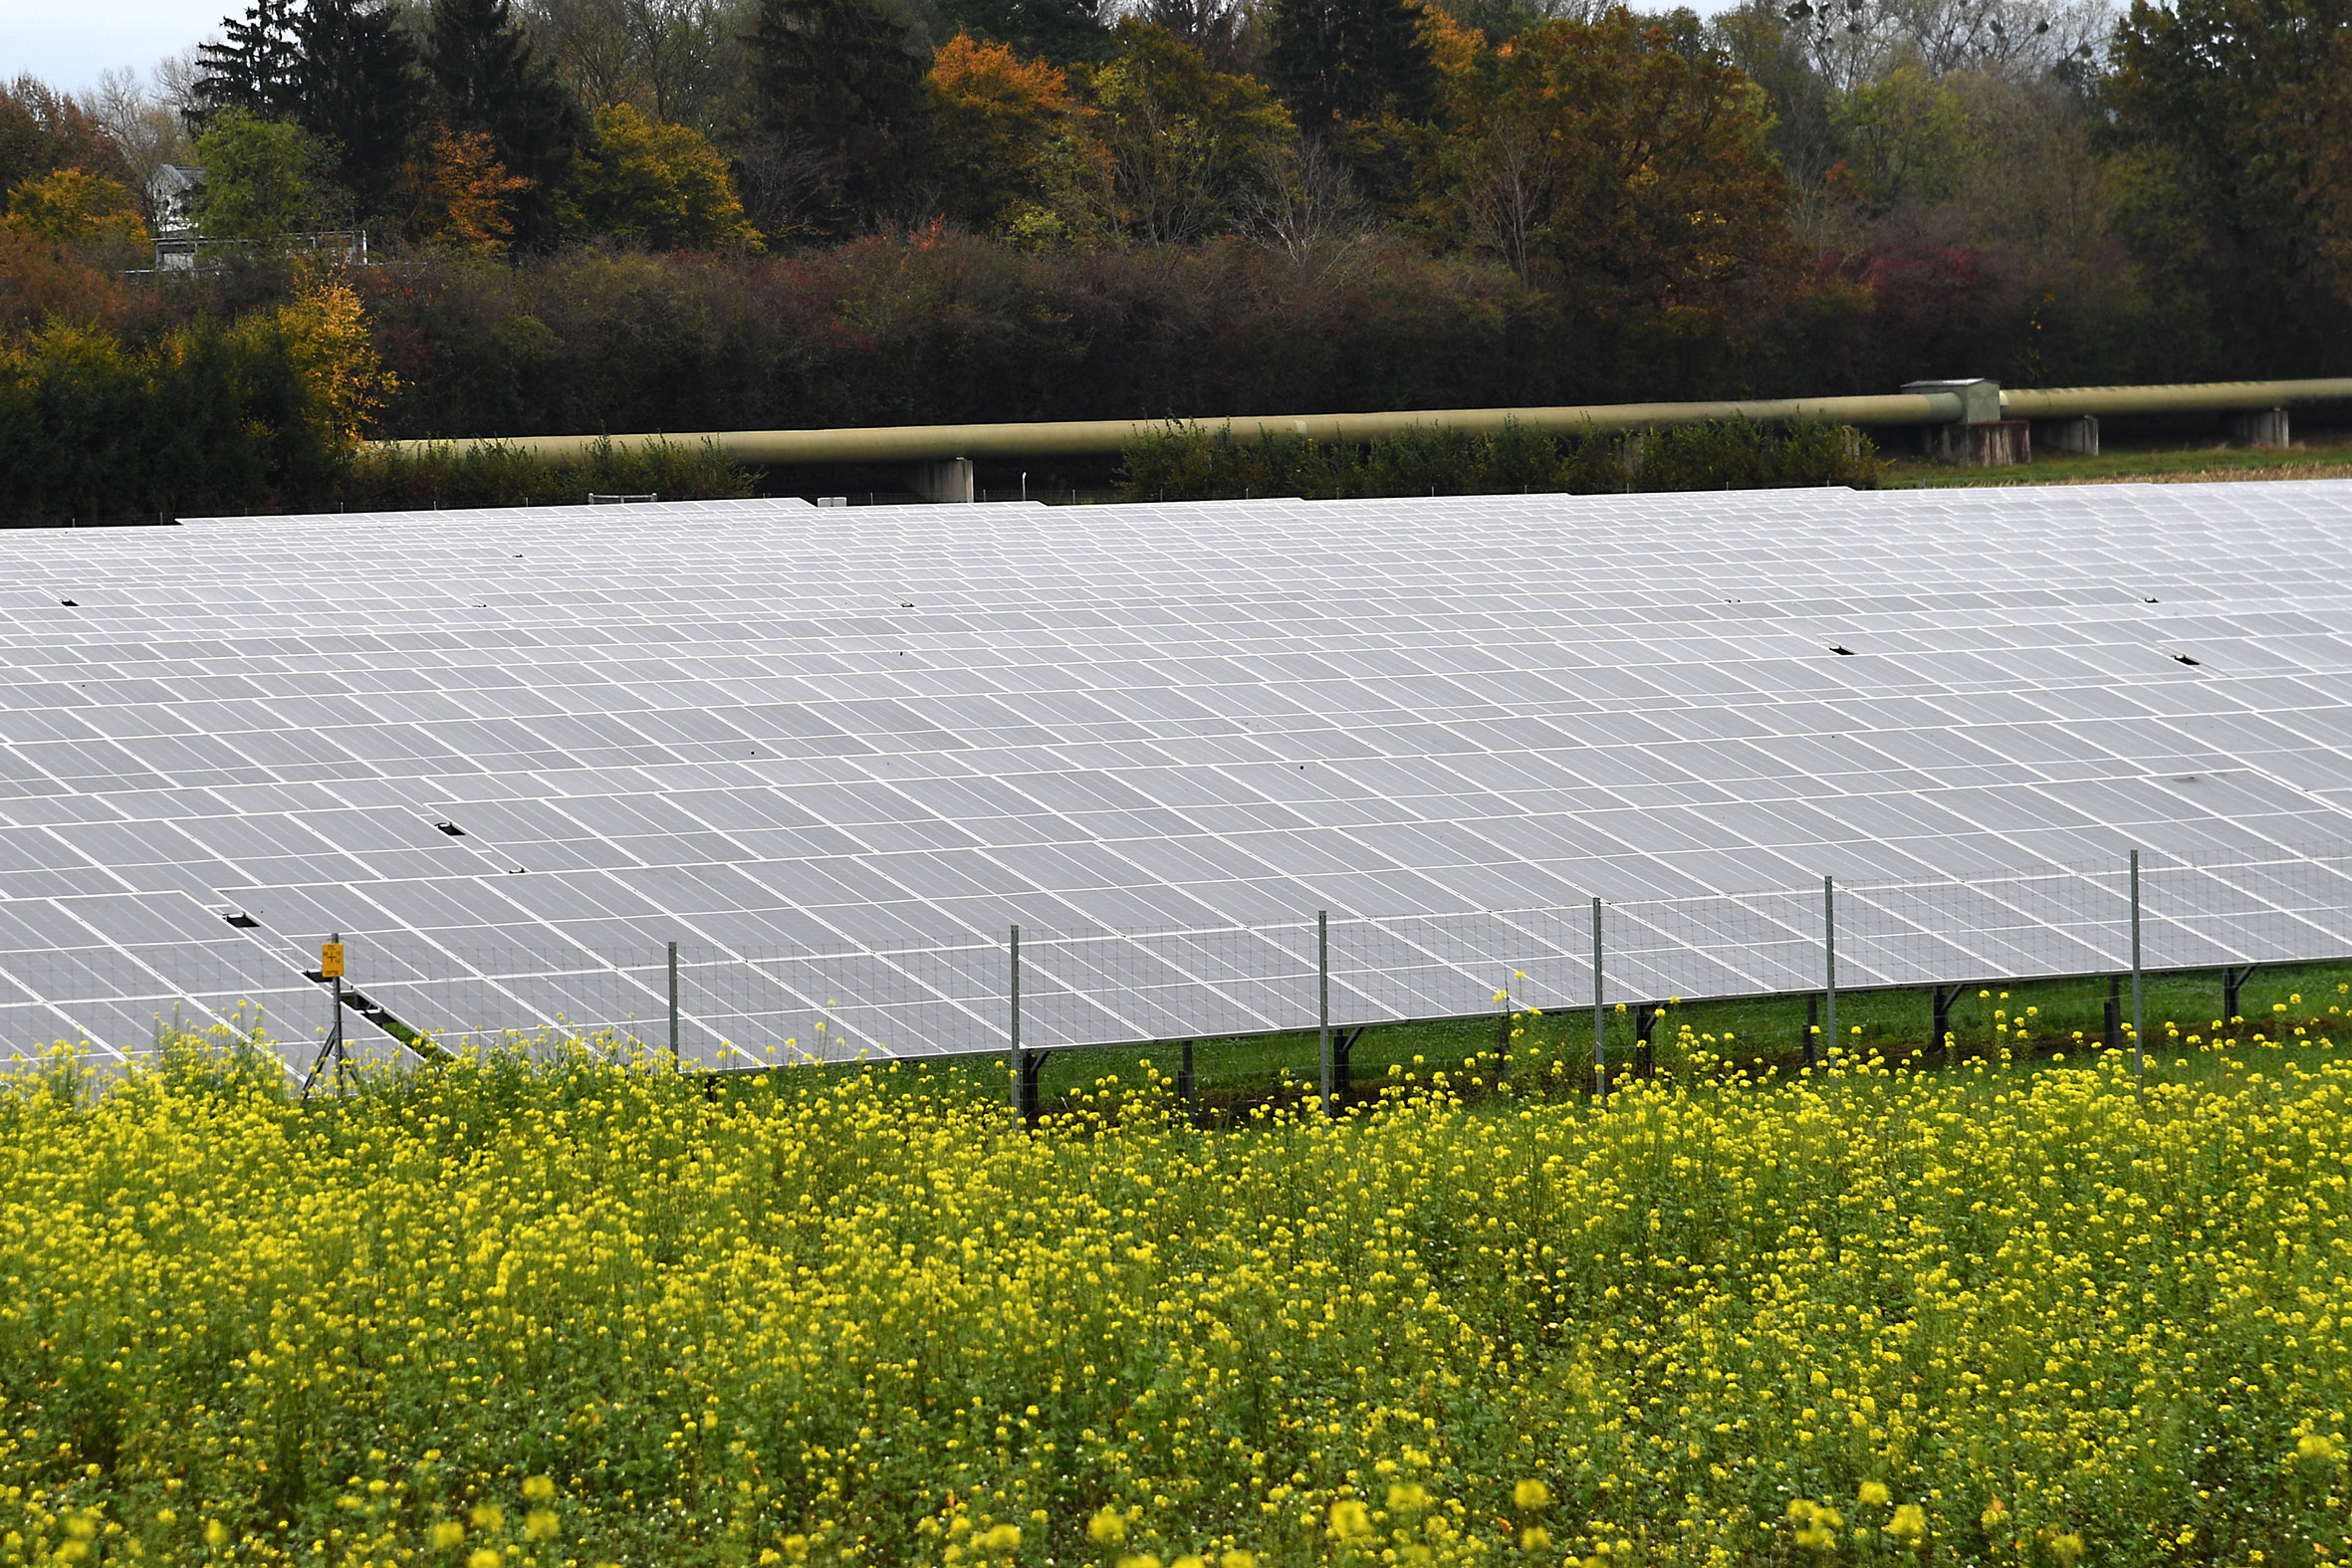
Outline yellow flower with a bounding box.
[431,1521,466,1550]
[981,1524,1022,1551]
[204,1521,230,1548]
[1857,1480,1890,1507]
[1329,1499,1371,1539]
[1088,1508,1127,1545]
[469,1504,504,1531]
[1116,1557,1162,1568]
[2050,1533,2084,1564]
[522,1475,557,1502]
[469,1552,502,1568]
[1887,1504,1927,1542]
[1218,1554,1257,1568]
[1514,1479,1551,1511]
[1521,1527,1552,1551]
[525,1510,560,1541]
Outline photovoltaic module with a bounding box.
[2,482,2349,1071]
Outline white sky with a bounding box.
[1,0,221,94]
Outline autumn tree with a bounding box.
[4,168,150,247]
[925,35,1080,230]
[402,123,530,248]
[1421,5,1794,323]
[0,77,139,195]
[1073,20,1294,245]
[564,103,761,247]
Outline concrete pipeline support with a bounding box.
[368,376,2352,497]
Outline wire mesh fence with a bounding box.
[7,841,2352,1080]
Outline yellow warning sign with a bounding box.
[321,942,346,979]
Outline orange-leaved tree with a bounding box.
[926,34,1084,234]
[404,124,531,252]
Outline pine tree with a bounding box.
[426,0,588,248]
[744,0,933,236]
[193,0,307,123]
[1265,0,1437,130]
[296,0,423,215]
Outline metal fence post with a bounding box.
[2130,850,2145,1093]
[667,940,680,1068]
[1317,910,1333,1116]
[1823,875,1839,1062]
[1590,897,1606,1103]
[1008,924,1024,1118]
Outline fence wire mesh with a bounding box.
[7,843,2352,1077]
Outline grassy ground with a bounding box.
[1880,435,2352,488]
[928,959,2352,1121]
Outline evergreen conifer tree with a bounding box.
[426,0,588,247]
[193,0,307,122]
[296,0,423,215]
[744,0,932,236]
[1265,0,1436,130]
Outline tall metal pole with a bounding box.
[1590,897,1606,1103]
[2130,849,2145,1091]
[667,940,680,1068]
[1822,876,1838,1063]
[1317,910,1333,1115]
[1008,924,1023,1113]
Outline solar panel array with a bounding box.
[3,481,2351,1074]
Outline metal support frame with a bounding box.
[1590,897,1607,1102]
[1317,909,1334,1116]
[1822,874,1839,1061]
[2224,963,2255,1025]
[2130,850,2145,1091]
[1019,1048,1044,1123]
[2104,974,2122,1052]
[1009,925,1037,1125]
[1178,1038,1196,1123]
[1333,1026,1361,1107]
[1804,994,1818,1070]
[1634,1001,1659,1079]
[667,940,680,1067]
[1931,983,1964,1065]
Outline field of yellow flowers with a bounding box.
[2,1016,2349,1568]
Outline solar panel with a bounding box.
[3,481,2351,1073]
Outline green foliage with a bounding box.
[427,0,591,249]
[1116,415,1877,500]
[342,435,755,508]
[564,105,761,251]
[0,276,392,522]
[744,0,935,237]
[1076,21,1296,245]
[189,108,344,238]
[1264,0,1436,129]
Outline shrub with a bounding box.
[1115,414,1879,500]
[341,435,755,509]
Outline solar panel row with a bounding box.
[2,483,2349,1070]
